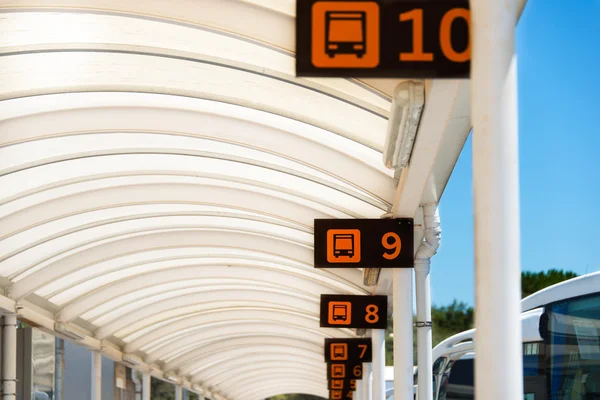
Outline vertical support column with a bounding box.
[54,338,65,400]
[175,385,183,400]
[393,269,413,400]
[1,314,17,400]
[471,1,522,400]
[355,379,363,400]
[371,329,385,400]
[415,260,432,400]
[362,363,372,400]
[91,351,102,400]
[142,372,151,400]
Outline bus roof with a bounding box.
[521,271,600,312]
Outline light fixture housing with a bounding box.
[54,322,85,341]
[383,81,426,170]
[192,384,205,395]
[121,353,143,366]
[163,372,181,383]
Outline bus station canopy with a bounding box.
[0,1,471,399]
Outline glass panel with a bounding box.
[523,341,544,377]
[0,52,388,150]
[31,329,55,399]
[0,12,390,110]
[547,293,600,400]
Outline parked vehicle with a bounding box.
[393,272,600,399]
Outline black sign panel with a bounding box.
[328,378,358,391]
[320,294,387,329]
[329,389,354,400]
[325,338,372,363]
[296,0,470,78]
[314,218,413,269]
[327,362,363,380]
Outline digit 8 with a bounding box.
[365,304,379,324]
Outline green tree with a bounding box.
[384,269,578,365]
[151,377,174,400]
[521,268,578,298]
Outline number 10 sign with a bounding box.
[314,218,414,268]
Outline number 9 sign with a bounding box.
[314,218,413,268]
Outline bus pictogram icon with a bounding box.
[331,364,346,378]
[325,11,367,58]
[311,1,380,68]
[327,229,360,263]
[328,301,352,325]
[331,380,344,389]
[331,343,348,360]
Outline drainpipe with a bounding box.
[415,204,441,400]
[131,369,142,400]
[54,338,65,400]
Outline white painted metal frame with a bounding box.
[471,1,523,399]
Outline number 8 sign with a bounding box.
[321,294,387,329]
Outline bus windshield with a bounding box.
[547,293,600,399]
[328,19,363,43]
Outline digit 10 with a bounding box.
[382,232,401,260]
[399,7,471,63]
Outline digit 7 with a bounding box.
[358,344,368,359]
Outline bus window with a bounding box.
[546,293,600,400]
[445,356,474,400]
[432,357,447,399]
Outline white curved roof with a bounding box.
[0,1,471,399]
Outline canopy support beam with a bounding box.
[471,0,523,399]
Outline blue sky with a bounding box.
[431,0,600,306]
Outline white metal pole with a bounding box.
[415,260,432,400]
[91,351,102,400]
[471,1,523,399]
[1,314,17,400]
[142,372,151,400]
[176,385,183,400]
[371,329,386,400]
[55,338,65,400]
[362,363,372,400]
[355,379,363,400]
[393,269,413,400]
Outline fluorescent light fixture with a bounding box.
[363,267,381,286]
[54,322,85,341]
[122,353,143,366]
[383,81,425,170]
[192,385,206,395]
[163,372,181,383]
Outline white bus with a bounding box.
[404,271,600,400]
